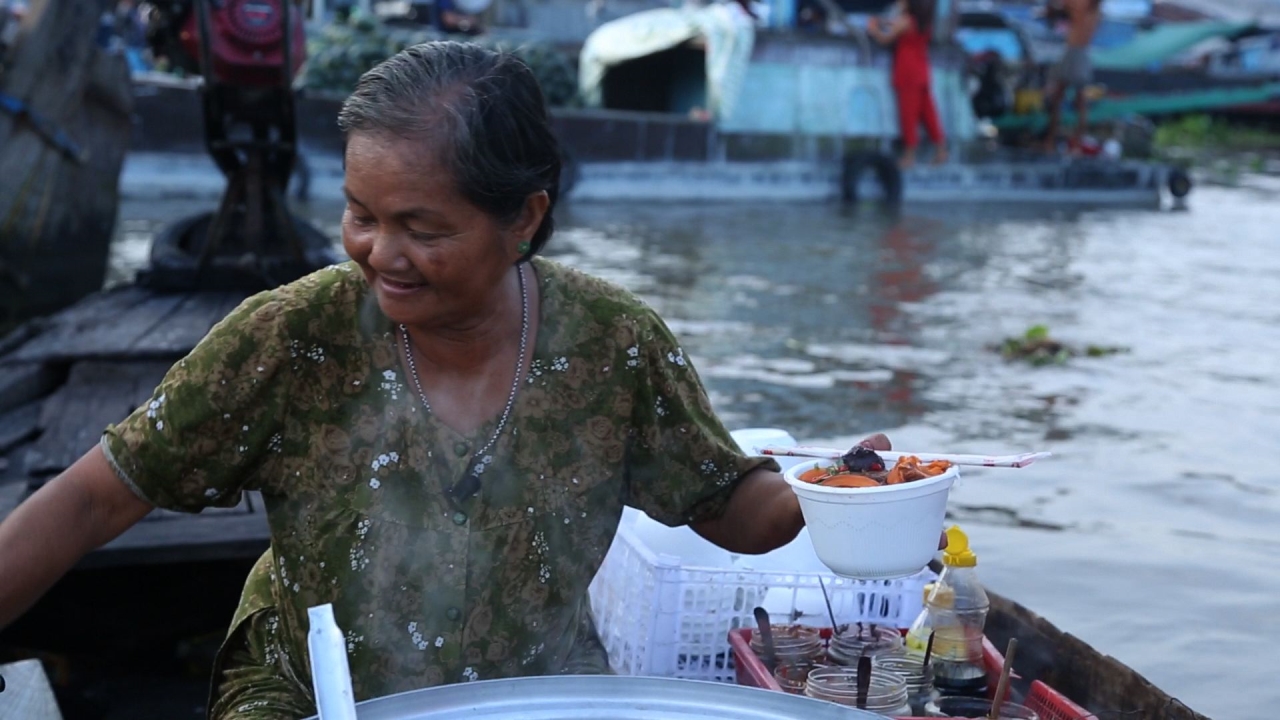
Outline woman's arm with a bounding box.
[867,15,911,45]
[691,467,803,554]
[0,445,152,629]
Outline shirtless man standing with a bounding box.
[1043,0,1102,152]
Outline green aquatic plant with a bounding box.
[994,325,1126,367]
[1154,115,1280,173]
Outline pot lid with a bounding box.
[305,675,883,720]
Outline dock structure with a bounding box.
[0,288,270,570]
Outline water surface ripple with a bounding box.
[110,185,1279,720]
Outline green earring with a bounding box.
[516,241,531,256]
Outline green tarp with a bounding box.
[1092,20,1258,70]
[992,82,1280,132]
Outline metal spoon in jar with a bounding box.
[818,577,846,636]
[753,607,778,673]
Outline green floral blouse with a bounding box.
[102,258,774,711]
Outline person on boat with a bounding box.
[1042,0,1103,153]
[0,41,936,719]
[432,0,486,35]
[868,0,948,169]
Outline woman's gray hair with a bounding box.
[338,41,561,260]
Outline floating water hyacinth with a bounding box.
[992,324,1126,367]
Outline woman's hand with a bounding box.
[856,432,891,452]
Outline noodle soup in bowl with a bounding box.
[783,458,959,580]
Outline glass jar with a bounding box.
[924,696,1040,719]
[827,624,905,666]
[750,625,824,666]
[773,660,825,695]
[804,667,912,717]
[874,654,938,715]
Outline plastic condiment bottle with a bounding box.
[916,525,991,698]
[904,582,936,659]
[308,603,359,720]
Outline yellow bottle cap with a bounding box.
[942,525,977,567]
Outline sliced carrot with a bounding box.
[921,460,951,476]
[885,456,952,484]
[799,467,832,484]
[819,474,882,489]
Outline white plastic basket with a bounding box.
[588,520,936,683]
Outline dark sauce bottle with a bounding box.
[932,660,990,699]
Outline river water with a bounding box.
[108,181,1279,720]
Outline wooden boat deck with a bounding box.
[0,287,270,569]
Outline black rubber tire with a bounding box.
[1167,167,1192,199]
[140,211,342,292]
[842,151,903,206]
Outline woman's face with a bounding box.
[341,131,546,331]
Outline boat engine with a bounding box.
[177,0,306,87]
[139,0,338,292]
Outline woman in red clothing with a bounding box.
[868,0,947,168]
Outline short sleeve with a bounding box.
[622,309,778,527]
[101,291,294,513]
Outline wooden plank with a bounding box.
[80,512,271,569]
[0,658,64,720]
[3,288,152,364]
[23,361,169,476]
[0,319,48,358]
[60,292,187,358]
[128,291,247,357]
[0,364,59,414]
[9,290,248,364]
[7,292,187,364]
[0,402,40,455]
[0,482,22,515]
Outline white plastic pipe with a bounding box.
[308,603,359,720]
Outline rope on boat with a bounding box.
[0,90,88,164]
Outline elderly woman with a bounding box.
[0,42,900,717]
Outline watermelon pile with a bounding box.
[300,14,579,108]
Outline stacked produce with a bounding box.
[300,14,578,107]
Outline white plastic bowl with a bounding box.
[783,459,959,580]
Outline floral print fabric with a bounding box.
[102,258,775,714]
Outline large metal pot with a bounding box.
[305,675,883,719]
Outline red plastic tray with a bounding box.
[728,628,1088,719]
[1024,681,1090,720]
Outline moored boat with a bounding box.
[0,0,134,324]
